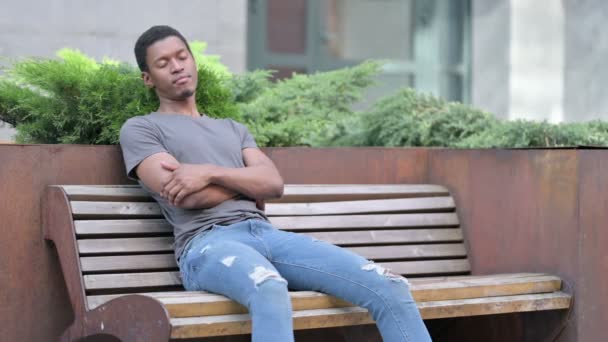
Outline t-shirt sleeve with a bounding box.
[119,117,168,180]
[232,121,258,149]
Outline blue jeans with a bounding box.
[178,219,432,342]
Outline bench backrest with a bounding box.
[60,184,469,309]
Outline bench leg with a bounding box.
[60,295,172,342]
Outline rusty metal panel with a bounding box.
[0,145,131,342]
[3,145,602,341]
[577,151,608,342]
[428,149,579,342]
[264,147,429,184]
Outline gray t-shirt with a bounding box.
[119,113,268,261]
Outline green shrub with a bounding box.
[457,120,608,148]
[2,45,608,148]
[0,44,237,144]
[342,88,498,147]
[237,61,381,147]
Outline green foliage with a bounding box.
[2,43,608,148]
[237,61,381,147]
[0,43,238,144]
[457,120,608,148]
[333,88,608,148]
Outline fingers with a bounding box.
[168,185,181,204]
[173,188,189,206]
[161,178,178,199]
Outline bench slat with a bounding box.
[271,213,459,230]
[79,243,467,272]
[71,201,162,219]
[87,274,563,314]
[78,237,173,255]
[306,229,463,245]
[75,219,172,236]
[349,244,467,260]
[70,198,454,219]
[81,254,177,272]
[62,184,449,203]
[61,185,150,202]
[74,215,460,237]
[278,184,449,202]
[266,197,455,216]
[79,236,466,256]
[83,260,470,290]
[169,292,572,338]
[75,218,463,244]
[84,271,182,290]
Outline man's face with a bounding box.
[142,36,198,101]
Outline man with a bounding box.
[120,25,431,342]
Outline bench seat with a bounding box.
[43,184,572,341]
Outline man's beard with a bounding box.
[179,89,195,98]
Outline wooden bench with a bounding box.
[43,184,572,341]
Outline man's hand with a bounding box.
[160,161,218,206]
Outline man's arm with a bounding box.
[135,152,237,209]
[162,148,283,206]
[211,147,284,199]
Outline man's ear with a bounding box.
[142,72,154,89]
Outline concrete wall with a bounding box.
[563,0,608,121]
[0,0,247,141]
[0,0,247,72]
[2,0,607,129]
[472,0,608,122]
[471,0,511,119]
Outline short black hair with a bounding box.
[134,25,192,72]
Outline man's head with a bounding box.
[134,25,198,101]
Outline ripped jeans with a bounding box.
[178,219,432,342]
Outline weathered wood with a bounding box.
[77,237,173,255]
[70,201,162,219]
[348,244,467,260]
[83,259,471,290]
[63,184,449,203]
[87,274,564,316]
[270,213,460,230]
[274,184,450,202]
[70,197,454,219]
[169,292,572,338]
[303,228,463,245]
[84,272,182,291]
[47,184,573,340]
[73,215,460,238]
[78,243,468,272]
[81,254,177,273]
[266,197,455,216]
[379,259,471,276]
[62,185,150,202]
[75,219,172,236]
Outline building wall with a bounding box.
[0,0,247,141]
[563,0,608,122]
[471,0,511,119]
[0,0,247,72]
[472,0,608,122]
[1,0,607,130]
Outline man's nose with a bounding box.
[169,59,184,73]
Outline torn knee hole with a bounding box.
[249,266,287,287]
[362,263,410,285]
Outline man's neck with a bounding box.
[157,97,200,117]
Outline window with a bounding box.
[248,0,471,103]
